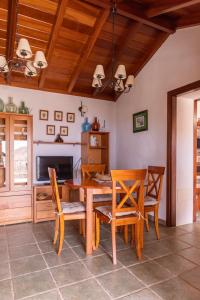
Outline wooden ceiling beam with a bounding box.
[39,0,69,88]
[67,8,110,93]
[146,0,200,18]
[6,0,18,84]
[176,12,200,28]
[93,21,143,97]
[83,0,175,33]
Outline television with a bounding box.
[36,156,73,182]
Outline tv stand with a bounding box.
[33,183,69,223]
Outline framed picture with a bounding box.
[39,110,48,121]
[60,126,68,136]
[54,111,63,121]
[133,110,148,133]
[46,125,55,135]
[67,112,75,123]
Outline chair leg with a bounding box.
[95,214,100,248]
[135,223,142,259]
[131,224,135,246]
[79,220,83,235]
[154,206,160,240]
[123,225,129,244]
[111,221,117,265]
[145,212,150,232]
[82,220,86,238]
[58,215,65,256]
[53,215,59,245]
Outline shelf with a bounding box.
[34,140,82,146]
[89,146,107,149]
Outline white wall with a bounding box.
[176,96,194,225]
[116,25,200,222]
[0,85,116,182]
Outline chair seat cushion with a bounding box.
[93,194,112,203]
[95,205,137,220]
[61,202,85,214]
[144,197,158,206]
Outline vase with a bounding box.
[18,101,29,114]
[91,117,100,131]
[0,98,4,112]
[82,117,91,132]
[5,97,17,113]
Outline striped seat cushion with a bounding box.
[93,194,112,203]
[95,205,137,220]
[144,197,158,206]
[61,202,85,214]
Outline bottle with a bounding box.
[0,98,4,112]
[18,101,29,114]
[91,117,100,131]
[5,97,17,113]
[82,117,91,132]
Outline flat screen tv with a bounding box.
[36,156,73,181]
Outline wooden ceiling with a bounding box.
[0,0,200,101]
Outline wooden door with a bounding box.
[10,115,33,191]
[0,113,10,192]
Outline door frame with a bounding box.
[167,80,200,226]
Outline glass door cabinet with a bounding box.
[0,115,10,192]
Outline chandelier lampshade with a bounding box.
[0,56,9,72]
[24,61,37,77]
[92,78,102,88]
[125,75,134,88]
[16,38,32,59]
[93,65,105,79]
[114,65,126,80]
[33,51,48,69]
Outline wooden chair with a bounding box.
[48,167,86,255]
[81,164,112,207]
[144,166,165,240]
[95,169,146,264]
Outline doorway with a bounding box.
[167,80,200,226]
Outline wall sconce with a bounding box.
[78,101,88,117]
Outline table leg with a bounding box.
[86,188,93,255]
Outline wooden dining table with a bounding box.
[64,176,144,256]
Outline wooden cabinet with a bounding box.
[0,113,33,225]
[33,184,69,223]
[81,131,109,172]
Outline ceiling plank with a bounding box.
[39,0,70,88]
[67,8,110,93]
[6,0,18,84]
[93,21,143,97]
[83,0,175,33]
[176,12,200,28]
[146,0,200,18]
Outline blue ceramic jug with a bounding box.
[82,117,91,132]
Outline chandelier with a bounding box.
[92,0,134,94]
[0,1,48,78]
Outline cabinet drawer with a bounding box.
[36,210,55,220]
[0,207,32,224]
[36,201,54,211]
[0,195,32,210]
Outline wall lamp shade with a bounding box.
[125,75,134,88]
[24,61,37,77]
[16,38,32,59]
[33,51,48,69]
[114,80,124,92]
[93,65,105,79]
[0,56,9,72]
[114,65,126,80]
[92,78,102,88]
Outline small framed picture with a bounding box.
[46,125,55,135]
[54,111,63,121]
[60,126,68,136]
[67,112,75,123]
[39,110,48,121]
[133,110,148,133]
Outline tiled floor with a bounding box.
[0,221,200,300]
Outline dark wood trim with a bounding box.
[146,0,200,18]
[39,0,70,88]
[167,80,200,226]
[193,100,198,222]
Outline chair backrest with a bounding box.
[111,169,147,218]
[81,164,105,179]
[48,167,62,214]
[146,166,165,202]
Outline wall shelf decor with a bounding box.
[133,110,148,133]
[33,140,82,146]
